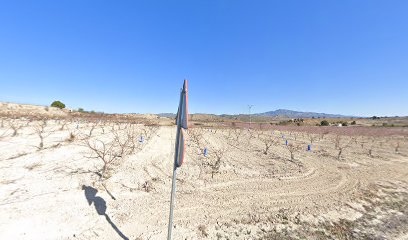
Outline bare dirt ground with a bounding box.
[0,116,407,240]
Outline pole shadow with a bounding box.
[82,185,129,240]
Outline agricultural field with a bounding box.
[0,114,408,239]
[2,1,408,239]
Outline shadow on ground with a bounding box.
[82,185,128,240]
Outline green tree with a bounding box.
[320,120,329,126]
[51,101,65,109]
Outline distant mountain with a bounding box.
[255,109,354,118]
[159,109,355,119]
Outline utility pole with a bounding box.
[248,105,254,129]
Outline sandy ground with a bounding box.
[0,119,407,239]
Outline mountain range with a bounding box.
[254,109,354,118]
[158,109,354,119]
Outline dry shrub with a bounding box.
[188,128,204,149]
[198,224,209,237]
[258,132,278,155]
[307,133,317,145]
[201,146,227,179]
[85,132,134,180]
[227,128,242,142]
[83,124,155,181]
[10,120,23,137]
[34,120,52,150]
[286,142,301,161]
[140,180,153,192]
[59,121,67,130]
[395,142,400,153]
[66,132,75,142]
[332,135,355,160]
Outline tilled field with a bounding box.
[0,119,407,239]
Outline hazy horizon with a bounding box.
[2,100,405,118]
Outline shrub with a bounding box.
[278,121,289,126]
[78,108,84,112]
[351,121,356,125]
[67,132,75,142]
[382,123,395,127]
[198,224,209,237]
[342,122,348,126]
[51,101,65,109]
[320,120,329,126]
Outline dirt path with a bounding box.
[0,126,407,239]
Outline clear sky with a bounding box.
[0,1,407,116]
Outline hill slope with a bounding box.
[255,109,354,118]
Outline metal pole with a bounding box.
[167,126,179,240]
[168,81,188,240]
[167,162,177,240]
[248,105,254,129]
[168,96,182,240]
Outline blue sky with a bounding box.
[0,1,407,116]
